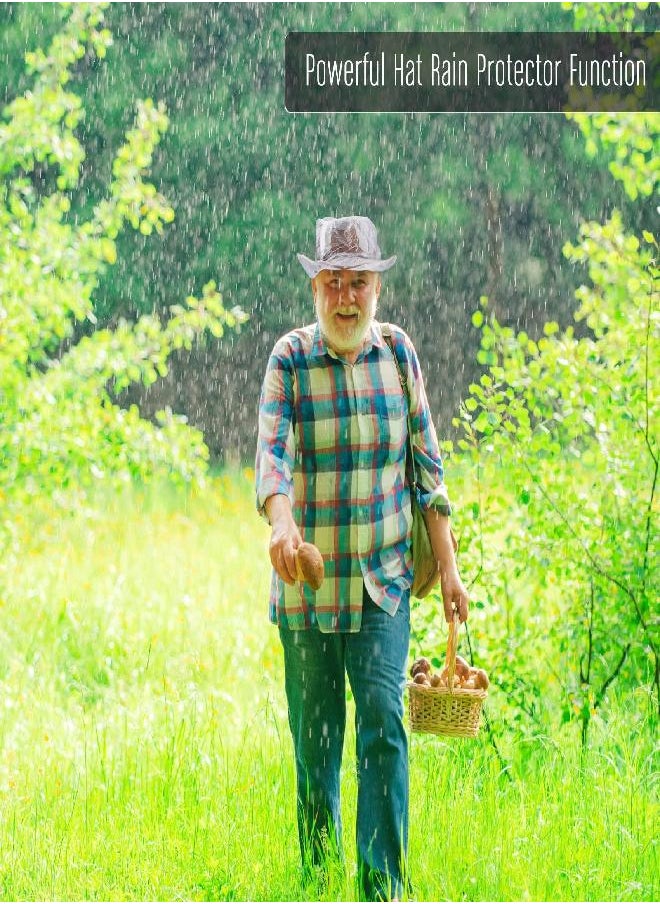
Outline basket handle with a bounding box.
[445,610,460,695]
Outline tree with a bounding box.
[447,110,658,746]
[3,2,646,461]
[0,4,246,549]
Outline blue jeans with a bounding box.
[279,585,410,901]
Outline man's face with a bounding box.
[313,269,381,355]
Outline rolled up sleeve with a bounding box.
[255,341,296,523]
[402,335,452,516]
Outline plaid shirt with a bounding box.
[255,320,452,633]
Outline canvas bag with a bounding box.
[381,323,457,599]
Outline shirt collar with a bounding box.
[309,320,385,361]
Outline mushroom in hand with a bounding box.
[294,543,324,590]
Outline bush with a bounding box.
[0,4,247,548]
[442,110,658,748]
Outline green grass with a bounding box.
[0,473,656,901]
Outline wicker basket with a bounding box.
[407,613,487,737]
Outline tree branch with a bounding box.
[595,643,631,710]
[580,580,594,685]
[516,445,653,646]
[642,277,658,589]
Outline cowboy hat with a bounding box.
[297,216,397,278]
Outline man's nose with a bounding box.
[338,282,355,304]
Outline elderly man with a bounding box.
[255,216,468,901]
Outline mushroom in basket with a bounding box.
[410,655,490,690]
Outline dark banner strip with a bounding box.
[285,32,658,113]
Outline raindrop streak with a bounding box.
[1,3,648,463]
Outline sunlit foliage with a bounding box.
[435,108,659,746]
[0,4,247,537]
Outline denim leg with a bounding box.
[279,627,346,873]
[345,588,410,902]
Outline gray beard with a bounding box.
[315,296,378,353]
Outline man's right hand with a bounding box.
[265,494,303,585]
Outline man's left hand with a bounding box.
[440,566,469,623]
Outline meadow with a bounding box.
[0,5,656,900]
[0,471,656,902]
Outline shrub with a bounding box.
[0,4,247,548]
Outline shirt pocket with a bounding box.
[382,393,407,458]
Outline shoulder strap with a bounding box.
[381,323,458,553]
[381,322,418,489]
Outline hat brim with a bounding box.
[297,253,397,279]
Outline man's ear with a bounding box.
[375,276,382,298]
